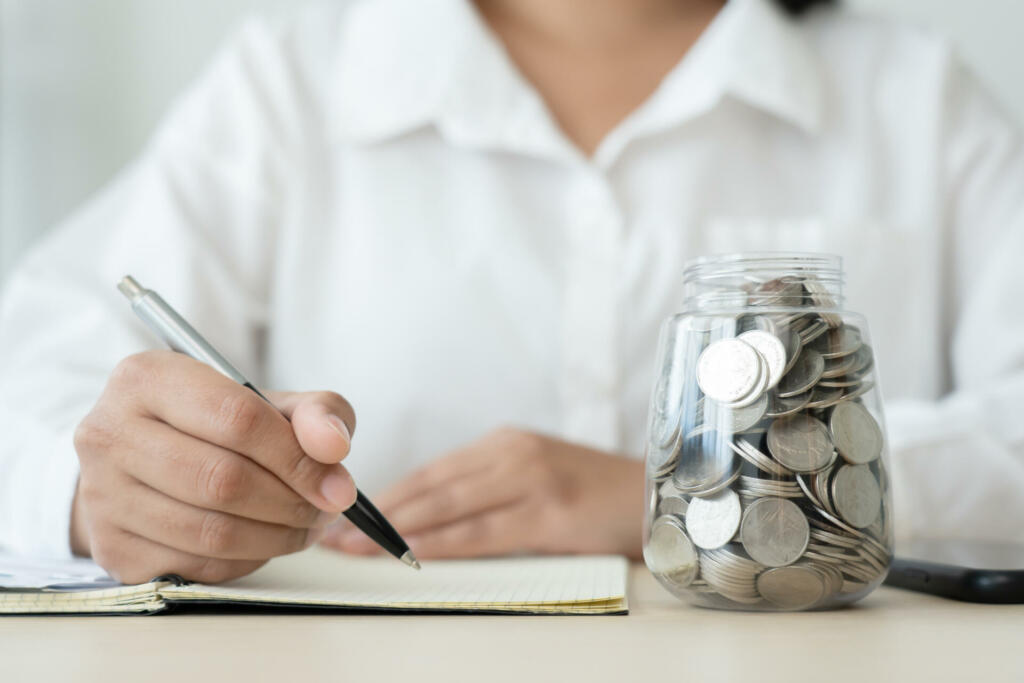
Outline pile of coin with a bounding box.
[644,276,892,610]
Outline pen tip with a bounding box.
[400,551,421,570]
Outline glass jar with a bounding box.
[642,253,893,611]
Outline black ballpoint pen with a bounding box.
[117,275,420,570]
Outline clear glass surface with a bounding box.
[643,254,893,611]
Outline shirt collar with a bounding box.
[330,0,823,155]
[682,0,824,134]
[330,0,570,155]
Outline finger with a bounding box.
[90,525,266,585]
[97,474,319,561]
[318,516,358,552]
[108,351,357,513]
[275,392,354,465]
[402,503,532,559]
[269,390,356,439]
[372,447,492,513]
[111,416,334,529]
[337,469,525,552]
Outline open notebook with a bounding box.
[0,548,628,615]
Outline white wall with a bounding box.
[0,0,292,277]
[2,0,1022,279]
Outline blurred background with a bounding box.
[1,0,1022,281]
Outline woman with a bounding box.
[1,0,1022,583]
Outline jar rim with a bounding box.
[681,252,845,310]
[682,252,842,277]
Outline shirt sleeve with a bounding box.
[0,16,304,557]
[885,55,1024,545]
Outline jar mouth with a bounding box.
[683,252,842,278]
[682,252,844,311]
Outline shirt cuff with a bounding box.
[1,425,81,559]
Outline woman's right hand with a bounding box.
[71,350,358,584]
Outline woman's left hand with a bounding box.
[320,428,645,560]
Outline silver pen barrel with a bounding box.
[117,275,249,385]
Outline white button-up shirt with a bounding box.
[2,0,1023,558]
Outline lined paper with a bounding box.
[0,548,628,615]
[163,548,629,614]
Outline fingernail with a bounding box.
[326,414,351,448]
[320,468,357,511]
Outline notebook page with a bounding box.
[0,551,117,590]
[162,548,628,610]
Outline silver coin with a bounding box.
[776,349,824,398]
[831,464,882,529]
[805,385,846,410]
[855,546,887,574]
[820,352,860,379]
[816,562,845,597]
[647,427,681,475]
[696,339,763,404]
[722,354,770,409]
[837,380,875,404]
[650,375,682,450]
[765,391,811,418]
[657,479,690,517]
[753,277,806,307]
[648,485,660,524]
[690,465,742,498]
[703,391,769,433]
[813,325,862,359]
[699,556,761,604]
[738,330,787,390]
[699,546,764,603]
[788,316,811,336]
[808,528,859,549]
[818,377,862,388]
[730,438,793,477]
[767,414,835,473]
[849,344,875,376]
[740,485,803,498]
[740,497,810,567]
[685,489,742,550]
[799,319,830,345]
[807,544,863,563]
[812,468,840,516]
[830,401,883,465]
[807,503,868,541]
[672,431,737,494]
[659,478,684,497]
[738,476,803,499]
[779,327,803,376]
[703,545,765,575]
[803,278,843,328]
[795,473,823,509]
[756,564,827,610]
[644,515,698,586]
[658,495,690,517]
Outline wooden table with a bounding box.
[3,559,1022,682]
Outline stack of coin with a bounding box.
[644,276,892,610]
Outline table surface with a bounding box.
[3,556,1023,683]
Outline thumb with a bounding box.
[266,390,356,465]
